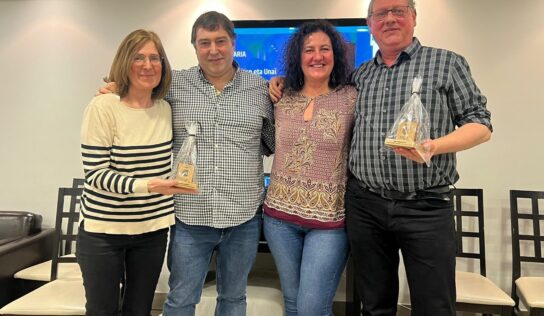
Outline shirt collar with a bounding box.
[197,60,240,81]
[374,37,421,67]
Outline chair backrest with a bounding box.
[72,178,85,189]
[452,188,486,276]
[510,190,544,306]
[50,179,85,280]
[65,179,84,255]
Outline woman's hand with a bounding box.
[147,179,199,195]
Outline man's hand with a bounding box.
[148,179,199,195]
[95,82,118,96]
[268,77,285,103]
[392,123,492,165]
[392,140,435,164]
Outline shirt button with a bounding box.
[381,132,386,137]
[382,108,387,113]
[385,87,389,91]
[384,179,390,184]
[381,155,386,161]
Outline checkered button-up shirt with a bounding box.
[166,64,275,228]
[349,38,492,192]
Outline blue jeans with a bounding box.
[163,215,262,316]
[263,214,349,316]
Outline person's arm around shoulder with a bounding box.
[96,81,118,96]
[258,77,275,155]
[268,76,285,103]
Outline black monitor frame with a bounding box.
[233,18,367,28]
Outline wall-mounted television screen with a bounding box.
[232,18,377,80]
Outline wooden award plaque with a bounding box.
[384,121,418,148]
[175,163,198,189]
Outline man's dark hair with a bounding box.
[191,11,236,46]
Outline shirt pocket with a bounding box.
[220,104,263,152]
[419,86,453,139]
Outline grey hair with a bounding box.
[367,0,416,18]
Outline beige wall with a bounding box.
[1,0,543,305]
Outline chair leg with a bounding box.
[502,306,513,316]
[345,256,361,316]
[530,307,544,316]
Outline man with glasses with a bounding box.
[345,0,492,315]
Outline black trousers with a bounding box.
[345,177,456,316]
[76,225,168,316]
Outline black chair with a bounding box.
[50,186,83,280]
[452,188,514,316]
[0,184,87,315]
[49,178,84,280]
[510,190,544,316]
[453,188,486,274]
[72,178,85,188]
[14,179,85,284]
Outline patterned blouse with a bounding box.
[264,85,356,229]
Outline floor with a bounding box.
[152,304,484,315]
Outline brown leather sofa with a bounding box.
[0,211,54,307]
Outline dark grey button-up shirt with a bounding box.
[349,38,492,192]
[166,65,274,228]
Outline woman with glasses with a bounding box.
[263,20,356,316]
[78,29,194,316]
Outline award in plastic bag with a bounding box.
[384,76,431,166]
[170,122,199,190]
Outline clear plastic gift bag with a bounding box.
[384,75,431,166]
[170,122,199,189]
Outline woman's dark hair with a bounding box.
[283,20,352,91]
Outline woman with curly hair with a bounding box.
[263,20,356,316]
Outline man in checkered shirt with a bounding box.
[160,11,275,316]
[344,0,492,315]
